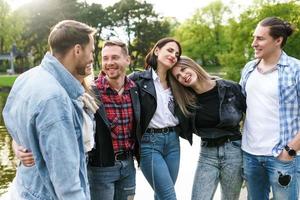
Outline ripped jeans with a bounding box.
[87,157,136,200]
[243,151,298,200]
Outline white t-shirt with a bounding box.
[148,70,179,128]
[242,68,280,156]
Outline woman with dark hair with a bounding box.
[129,38,192,200]
[169,56,246,200]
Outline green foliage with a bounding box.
[174,0,300,81]
[0,0,24,53]
[106,0,170,69]
[173,0,231,68]
[0,75,17,87]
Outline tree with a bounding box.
[106,0,171,69]
[221,1,300,81]
[0,0,24,53]
[17,0,82,64]
[173,0,231,69]
[77,3,109,70]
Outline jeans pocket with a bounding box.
[141,133,156,143]
[230,140,242,149]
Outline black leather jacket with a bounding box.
[194,79,246,139]
[129,69,193,145]
[88,84,141,167]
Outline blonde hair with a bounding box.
[168,56,212,116]
[102,40,129,56]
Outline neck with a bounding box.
[156,65,168,82]
[107,75,126,91]
[56,53,84,83]
[192,79,216,94]
[260,49,282,68]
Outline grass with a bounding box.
[0,75,17,87]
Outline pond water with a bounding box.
[0,92,17,196]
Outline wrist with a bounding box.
[284,145,296,157]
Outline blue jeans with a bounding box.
[87,157,136,200]
[140,131,180,200]
[192,139,243,200]
[243,151,298,200]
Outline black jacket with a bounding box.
[88,85,141,167]
[194,79,246,139]
[129,69,193,145]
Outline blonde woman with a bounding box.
[169,56,246,200]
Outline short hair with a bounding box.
[145,38,182,70]
[48,20,96,55]
[102,40,129,56]
[259,17,295,48]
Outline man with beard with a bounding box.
[87,40,141,200]
[3,20,95,200]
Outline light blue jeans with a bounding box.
[192,139,243,200]
[87,157,136,200]
[140,131,180,200]
[243,151,298,200]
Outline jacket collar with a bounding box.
[139,68,153,79]
[41,52,84,100]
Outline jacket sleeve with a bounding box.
[233,83,246,113]
[32,96,87,200]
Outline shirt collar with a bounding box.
[151,68,159,81]
[96,72,135,92]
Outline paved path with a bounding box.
[135,137,247,200]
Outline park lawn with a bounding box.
[0,75,17,87]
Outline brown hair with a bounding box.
[259,17,295,48]
[102,40,129,56]
[48,20,96,55]
[168,56,212,116]
[145,38,182,70]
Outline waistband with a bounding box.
[146,126,176,134]
[202,135,241,147]
[114,150,133,161]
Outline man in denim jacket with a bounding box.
[240,17,300,199]
[2,20,96,200]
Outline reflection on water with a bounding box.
[0,92,17,195]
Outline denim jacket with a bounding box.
[194,79,246,139]
[3,52,90,200]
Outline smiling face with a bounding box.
[171,64,198,87]
[155,42,180,70]
[251,25,282,60]
[101,45,130,80]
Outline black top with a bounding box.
[192,79,246,139]
[195,85,220,128]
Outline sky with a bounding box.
[7,0,255,22]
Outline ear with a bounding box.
[74,44,82,55]
[126,55,131,65]
[154,48,159,56]
[275,37,283,47]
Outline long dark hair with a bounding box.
[144,38,182,70]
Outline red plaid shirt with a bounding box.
[95,74,135,153]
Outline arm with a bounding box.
[33,96,87,199]
[12,140,35,167]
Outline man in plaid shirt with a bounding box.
[240,17,300,199]
[87,40,141,200]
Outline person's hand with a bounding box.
[277,149,293,162]
[12,140,35,167]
